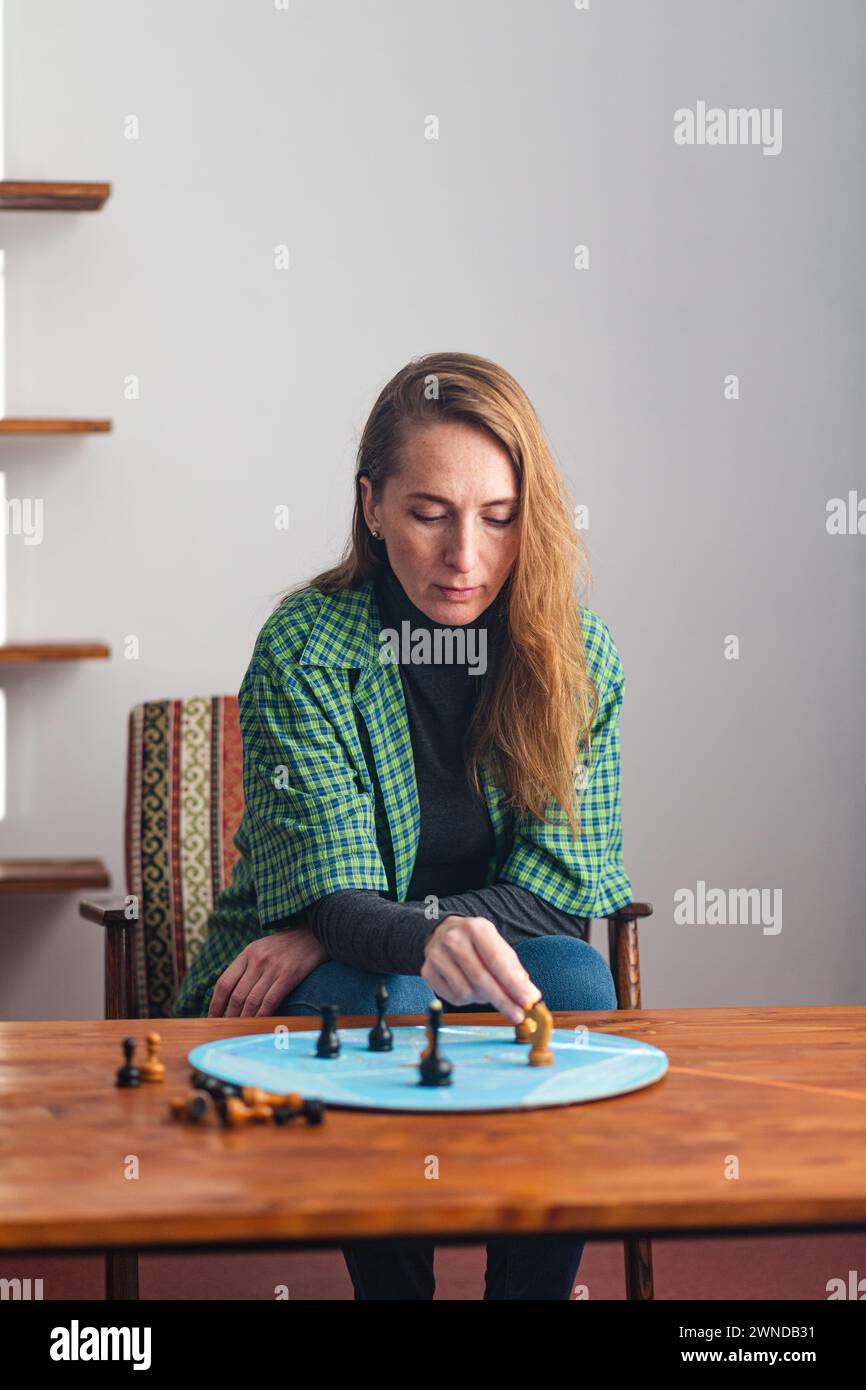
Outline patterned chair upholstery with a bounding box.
[80,696,245,1020]
[125,695,245,1017]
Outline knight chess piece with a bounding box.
[525,1000,554,1066]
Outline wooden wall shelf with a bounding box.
[0,859,110,892]
[0,643,111,662]
[0,180,111,211]
[0,418,112,434]
[0,164,114,908]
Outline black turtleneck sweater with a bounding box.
[305,558,590,975]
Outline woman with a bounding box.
[172,350,634,1299]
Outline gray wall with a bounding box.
[1,0,863,1018]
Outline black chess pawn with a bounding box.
[418,999,453,1087]
[188,1075,242,1126]
[316,1003,341,1058]
[368,982,393,1052]
[116,1037,141,1088]
[170,1093,201,1123]
[272,1097,325,1125]
[189,1072,240,1102]
[188,1092,211,1122]
[209,1079,242,1103]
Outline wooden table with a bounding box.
[1,1007,865,1298]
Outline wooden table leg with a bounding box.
[106,1249,139,1300]
[624,1234,654,1299]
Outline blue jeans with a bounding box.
[277,935,618,1300]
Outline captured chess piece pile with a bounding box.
[114,1031,325,1128]
[175,1074,325,1129]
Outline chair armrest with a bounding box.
[608,900,653,922]
[79,896,138,926]
[79,897,140,1018]
[606,900,653,1009]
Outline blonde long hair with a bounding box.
[277,351,598,843]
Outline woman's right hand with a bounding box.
[421,914,541,1025]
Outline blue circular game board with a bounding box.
[188,1024,669,1113]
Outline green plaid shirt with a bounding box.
[171,580,633,1016]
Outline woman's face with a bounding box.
[359,421,520,624]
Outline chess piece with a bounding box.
[515,1015,536,1043]
[116,1037,141,1088]
[186,1093,210,1122]
[140,1031,166,1083]
[526,1000,554,1066]
[272,1103,299,1125]
[189,1071,241,1102]
[316,1004,341,1058]
[302,1098,325,1125]
[241,1086,303,1109]
[368,982,393,1051]
[170,1091,211,1123]
[273,1094,323,1122]
[220,1097,273,1128]
[418,999,453,1086]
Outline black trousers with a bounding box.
[342,1231,586,1300]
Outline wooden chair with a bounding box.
[80,694,656,1300]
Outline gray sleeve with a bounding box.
[307,883,590,976]
[435,882,591,951]
[306,891,437,975]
